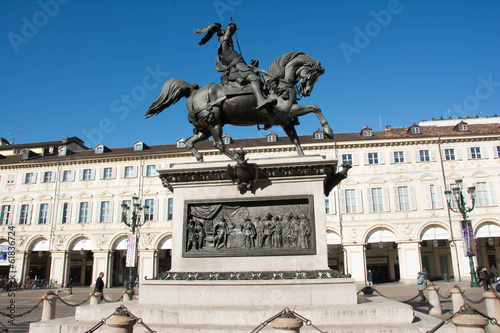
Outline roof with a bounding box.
[0,123,499,165]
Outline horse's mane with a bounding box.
[266,52,306,79]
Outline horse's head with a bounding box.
[297,59,325,97]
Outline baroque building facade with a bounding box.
[0,117,499,287]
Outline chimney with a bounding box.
[385,125,392,131]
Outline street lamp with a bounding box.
[444,179,480,288]
[121,196,149,290]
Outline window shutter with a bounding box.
[488,182,497,206]
[352,154,359,166]
[111,168,116,179]
[404,151,410,163]
[440,148,446,160]
[355,189,363,213]
[367,189,374,213]
[59,202,65,223]
[435,184,444,209]
[69,171,75,182]
[34,173,38,183]
[364,153,369,165]
[383,188,390,211]
[89,201,94,223]
[79,169,84,181]
[133,166,138,178]
[481,147,488,159]
[121,167,125,178]
[340,191,346,214]
[142,165,148,177]
[99,168,105,179]
[467,148,472,159]
[409,186,417,210]
[378,152,385,164]
[91,169,95,180]
[455,148,462,160]
[47,204,52,224]
[28,205,33,225]
[424,185,432,209]
[430,150,437,162]
[154,199,159,221]
[22,173,27,184]
[390,152,395,164]
[110,201,115,222]
[393,188,400,211]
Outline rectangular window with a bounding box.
[476,182,489,206]
[61,203,69,224]
[6,174,15,185]
[497,146,500,158]
[368,153,378,165]
[146,165,157,177]
[167,198,174,220]
[394,151,404,163]
[43,171,53,183]
[83,169,92,181]
[144,199,154,221]
[1,205,11,225]
[121,200,131,222]
[419,150,430,162]
[124,166,134,178]
[62,170,72,182]
[100,201,111,222]
[25,172,35,184]
[445,149,455,161]
[470,147,481,159]
[79,202,89,223]
[325,198,330,214]
[397,186,410,210]
[342,154,353,165]
[371,188,383,212]
[38,203,48,224]
[345,189,357,213]
[103,167,113,179]
[19,204,30,224]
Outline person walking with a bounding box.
[94,272,105,301]
[66,278,73,294]
[490,265,497,283]
[367,270,373,286]
[479,268,491,291]
[417,271,427,302]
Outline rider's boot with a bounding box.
[251,81,277,110]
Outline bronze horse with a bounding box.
[145,52,333,162]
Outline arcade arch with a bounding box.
[475,221,500,270]
[68,236,94,286]
[365,228,399,283]
[419,224,452,280]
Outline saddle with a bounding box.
[224,81,253,97]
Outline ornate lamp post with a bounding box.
[444,180,480,288]
[121,197,149,290]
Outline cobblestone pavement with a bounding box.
[0,282,494,332]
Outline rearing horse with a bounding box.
[145,52,333,162]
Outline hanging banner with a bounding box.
[461,220,476,257]
[0,244,9,266]
[125,234,138,267]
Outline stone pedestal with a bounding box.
[106,312,136,333]
[451,287,465,313]
[123,289,134,302]
[427,286,442,316]
[484,290,500,333]
[90,292,102,305]
[451,313,488,332]
[271,317,303,332]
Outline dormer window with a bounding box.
[58,147,67,156]
[222,135,232,145]
[411,127,420,134]
[267,132,277,142]
[314,130,324,140]
[95,144,104,154]
[459,123,467,131]
[134,141,144,151]
[21,149,30,160]
[362,129,372,137]
[176,138,186,148]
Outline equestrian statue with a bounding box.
[145,22,333,162]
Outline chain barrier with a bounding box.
[461,291,486,304]
[102,294,124,303]
[84,305,157,333]
[57,294,91,307]
[436,289,452,300]
[0,298,43,318]
[251,307,327,333]
[491,288,500,300]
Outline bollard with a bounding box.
[427,286,442,316]
[41,292,58,321]
[271,317,303,332]
[123,289,134,302]
[451,287,465,314]
[106,309,136,333]
[483,290,500,333]
[451,312,488,333]
[90,292,102,305]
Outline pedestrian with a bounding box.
[417,271,427,302]
[490,265,497,283]
[479,268,491,291]
[94,272,105,301]
[66,278,73,294]
[367,270,373,286]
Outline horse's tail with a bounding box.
[145,78,194,118]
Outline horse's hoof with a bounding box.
[324,125,334,139]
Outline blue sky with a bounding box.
[1,0,499,149]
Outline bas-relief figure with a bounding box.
[183,199,315,257]
[145,22,332,163]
